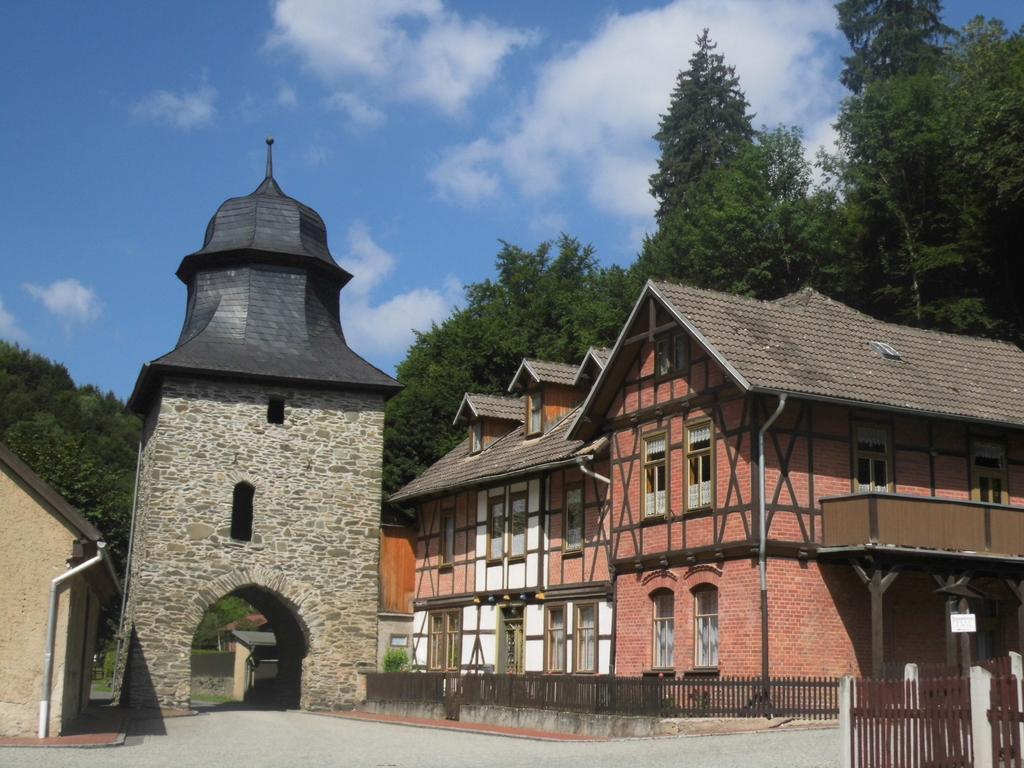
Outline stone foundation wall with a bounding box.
[121,376,385,711]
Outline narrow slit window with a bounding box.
[687,424,713,510]
[231,482,255,541]
[643,434,667,517]
[267,397,285,424]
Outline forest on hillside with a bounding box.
[2,3,1022,594]
[384,2,1024,495]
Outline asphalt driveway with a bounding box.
[1,708,840,768]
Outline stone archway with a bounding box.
[187,568,321,709]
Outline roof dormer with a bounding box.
[453,393,523,453]
[574,346,611,389]
[508,359,584,437]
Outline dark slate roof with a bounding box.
[128,144,401,412]
[390,408,603,503]
[508,359,580,392]
[453,393,524,425]
[642,282,1024,426]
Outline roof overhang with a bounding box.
[176,247,353,288]
[507,359,541,393]
[128,360,403,415]
[572,347,609,388]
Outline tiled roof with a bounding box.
[391,408,600,503]
[651,282,1024,427]
[589,347,611,366]
[509,358,580,391]
[574,346,611,386]
[453,393,524,425]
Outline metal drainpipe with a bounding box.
[39,542,110,738]
[577,456,613,670]
[758,392,787,708]
[114,437,143,683]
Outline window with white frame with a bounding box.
[694,587,719,668]
[687,423,713,510]
[855,424,890,492]
[652,591,675,669]
[644,433,667,517]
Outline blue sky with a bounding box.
[1,1,1021,399]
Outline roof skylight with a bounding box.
[869,341,902,361]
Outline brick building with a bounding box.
[392,281,1024,681]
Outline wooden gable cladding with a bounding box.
[542,384,582,430]
[380,525,416,613]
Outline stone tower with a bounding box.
[117,140,401,710]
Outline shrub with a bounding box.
[382,648,409,672]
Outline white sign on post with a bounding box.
[951,613,977,633]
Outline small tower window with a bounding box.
[267,397,285,424]
[231,482,255,541]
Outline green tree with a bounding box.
[192,596,258,650]
[637,126,846,299]
[648,28,754,222]
[837,0,951,93]
[383,236,638,495]
[0,342,139,563]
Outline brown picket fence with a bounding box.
[850,676,972,768]
[990,674,1024,768]
[364,672,837,720]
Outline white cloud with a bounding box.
[133,83,217,129]
[277,83,298,107]
[304,144,330,167]
[23,279,102,327]
[325,91,386,130]
[269,0,533,114]
[0,298,27,342]
[429,0,842,219]
[339,223,461,354]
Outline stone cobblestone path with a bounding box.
[0,708,840,768]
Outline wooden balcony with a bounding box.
[821,492,1024,560]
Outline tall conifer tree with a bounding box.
[837,0,951,93]
[648,29,754,222]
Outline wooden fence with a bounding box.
[849,676,972,768]
[364,672,838,720]
[990,674,1023,768]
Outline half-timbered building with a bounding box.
[390,357,614,675]
[392,280,1024,684]
[571,281,1024,680]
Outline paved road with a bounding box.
[1,709,840,768]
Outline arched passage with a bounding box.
[190,584,308,709]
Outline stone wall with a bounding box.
[120,376,385,711]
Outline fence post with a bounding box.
[839,676,853,768]
[903,662,918,683]
[970,665,994,768]
[1013,652,1024,756]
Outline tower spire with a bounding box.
[265,136,274,179]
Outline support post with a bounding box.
[838,675,853,768]
[959,597,973,675]
[1003,578,1024,654]
[854,561,900,678]
[970,666,994,768]
[945,596,959,667]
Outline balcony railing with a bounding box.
[821,492,1024,559]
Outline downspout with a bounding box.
[39,542,111,738]
[758,392,787,710]
[114,437,143,680]
[577,456,613,670]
